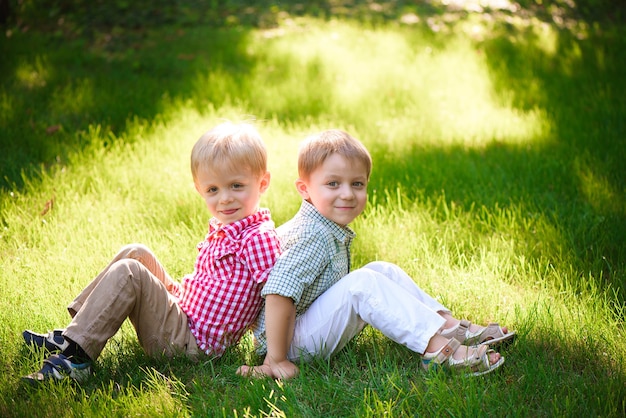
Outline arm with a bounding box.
[236,294,299,379]
[238,222,330,379]
[261,294,299,378]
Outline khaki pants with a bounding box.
[64,244,200,361]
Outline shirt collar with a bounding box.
[209,208,271,239]
[299,200,356,244]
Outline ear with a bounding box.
[295,178,310,200]
[259,171,271,193]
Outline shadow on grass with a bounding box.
[9,337,247,415]
[368,141,626,302]
[365,19,626,304]
[1,2,623,295]
[3,0,624,190]
[484,22,626,187]
[0,24,258,191]
[335,324,626,415]
[9,326,625,416]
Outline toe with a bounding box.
[488,351,501,365]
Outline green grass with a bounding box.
[1,2,625,417]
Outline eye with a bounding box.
[327,181,339,187]
[207,186,218,194]
[232,183,245,190]
[352,181,365,188]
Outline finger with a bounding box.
[236,365,251,376]
[240,365,274,379]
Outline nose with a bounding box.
[339,184,355,200]
[219,190,234,204]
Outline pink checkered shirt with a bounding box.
[176,208,280,356]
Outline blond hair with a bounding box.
[191,121,267,182]
[298,129,372,180]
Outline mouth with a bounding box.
[221,208,239,215]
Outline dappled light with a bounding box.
[1,1,625,416]
[15,56,49,89]
[2,1,623,305]
[575,157,624,217]
[49,79,96,120]
[2,0,623,189]
[247,20,550,149]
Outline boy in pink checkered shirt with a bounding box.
[22,121,281,384]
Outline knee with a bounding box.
[119,243,151,259]
[346,269,380,294]
[362,260,396,274]
[109,258,143,277]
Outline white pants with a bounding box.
[288,261,449,361]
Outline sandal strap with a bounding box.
[442,320,515,346]
[477,323,506,343]
[448,344,489,372]
[440,319,471,342]
[457,319,471,340]
[432,338,461,364]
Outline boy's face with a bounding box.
[296,153,368,226]
[194,164,270,225]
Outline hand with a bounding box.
[239,295,299,379]
[237,357,299,380]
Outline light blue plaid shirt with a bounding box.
[252,200,355,354]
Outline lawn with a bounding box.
[1,1,625,416]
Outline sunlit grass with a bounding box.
[247,19,550,148]
[1,10,625,417]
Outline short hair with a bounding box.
[298,129,372,180]
[191,121,267,182]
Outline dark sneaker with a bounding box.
[23,329,70,353]
[22,354,91,384]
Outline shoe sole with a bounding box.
[471,356,505,376]
[22,354,91,384]
[480,332,517,348]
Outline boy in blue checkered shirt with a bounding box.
[238,129,515,379]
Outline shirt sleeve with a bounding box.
[261,227,331,305]
[241,225,281,285]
